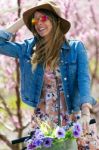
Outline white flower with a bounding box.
[55,126,65,139]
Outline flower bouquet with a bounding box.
[25,109,82,150]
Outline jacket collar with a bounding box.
[61,40,70,50]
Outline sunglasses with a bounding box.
[31,15,48,25]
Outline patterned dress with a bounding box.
[39,65,67,126]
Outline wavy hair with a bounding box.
[30,9,65,70]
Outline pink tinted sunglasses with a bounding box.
[31,15,48,25]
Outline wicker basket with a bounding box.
[40,139,78,150]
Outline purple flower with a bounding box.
[35,129,44,139]
[73,130,81,138]
[33,138,43,148]
[43,137,53,148]
[73,122,82,138]
[73,123,82,132]
[55,126,65,139]
[27,142,37,150]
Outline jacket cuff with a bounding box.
[0,30,13,41]
[80,96,96,106]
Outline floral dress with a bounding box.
[39,65,67,126]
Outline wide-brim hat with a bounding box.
[23,0,71,34]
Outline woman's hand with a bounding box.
[5,18,24,34]
[80,104,91,134]
[80,114,91,134]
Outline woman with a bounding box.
[0,0,99,148]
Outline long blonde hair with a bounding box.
[30,9,65,70]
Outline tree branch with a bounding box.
[0,134,13,149]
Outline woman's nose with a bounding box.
[37,19,43,25]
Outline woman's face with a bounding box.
[33,11,53,38]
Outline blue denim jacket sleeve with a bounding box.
[76,41,93,105]
[0,30,27,58]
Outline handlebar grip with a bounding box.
[89,118,96,124]
[12,135,30,144]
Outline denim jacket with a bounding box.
[0,30,96,114]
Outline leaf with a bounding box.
[40,121,53,136]
[65,130,74,140]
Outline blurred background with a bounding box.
[0,0,99,149]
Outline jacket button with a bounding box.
[67,95,69,98]
[61,60,64,63]
[65,62,68,64]
[64,77,67,80]
[27,60,30,63]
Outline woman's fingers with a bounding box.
[80,115,90,134]
[83,121,90,135]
